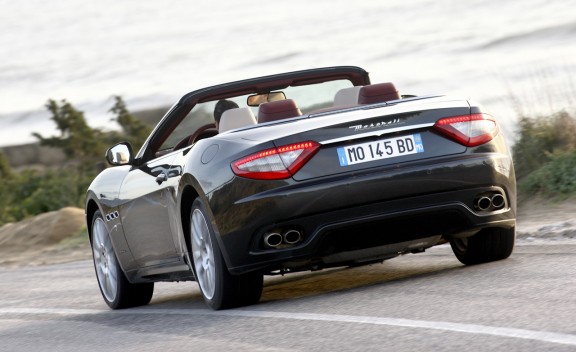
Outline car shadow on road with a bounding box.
[259,249,465,304]
[148,246,516,309]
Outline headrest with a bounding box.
[333,86,363,106]
[258,99,302,123]
[218,107,257,133]
[358,83,400,104]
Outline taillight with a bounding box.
[232,141,320,180]
[433,113,498,147]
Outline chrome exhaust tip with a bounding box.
[475,196,492,211]
[491,194,505,209]
[283,229,302,245]
[263,232,283,248]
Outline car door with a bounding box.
[118,151,182,268]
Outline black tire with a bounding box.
[190,198,263,310]
[450,226,516,265]
[91,210,154,309]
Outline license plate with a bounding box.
[337,134,424,166]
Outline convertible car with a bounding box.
[86,66,516,310]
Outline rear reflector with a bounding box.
[232,141,320,180]
[433,113,498,147]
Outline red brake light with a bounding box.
[232,141,320,180]
[433,113,498,147]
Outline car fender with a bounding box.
[85,165,139,274]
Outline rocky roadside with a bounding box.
[516,198,576,241]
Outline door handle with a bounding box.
[156,172,168,185]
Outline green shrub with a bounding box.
[513,110,576,199]
[513,111,576,180]
[109,95,152,151]
[19,169,90,215]
[0,97,153,227]
[519,151,576,199]
[33,99,107,164]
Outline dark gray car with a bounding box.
[86,66,516,310]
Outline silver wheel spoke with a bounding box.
[92,217,118,303]
[191,208,216,300]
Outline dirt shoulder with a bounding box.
[0,207,91,267]
[0,200,575,268]
[516,198,576,240]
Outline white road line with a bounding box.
[2,307,576,347]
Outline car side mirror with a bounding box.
[105,142,134,166]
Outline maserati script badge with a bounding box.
[348,118,403,132]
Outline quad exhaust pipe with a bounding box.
[491,194,505,208]
[263,232,283,248]
[474,192,506,211]
[476,196,492,211]
[263,229,303,248]
[283,229,302,245]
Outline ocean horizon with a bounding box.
[1,0,575,147]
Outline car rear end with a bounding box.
[209,96,516,274]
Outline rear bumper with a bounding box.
[211,153,516,274]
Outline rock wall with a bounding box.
[1,143,68,169]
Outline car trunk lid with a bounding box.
[268,98,472,181]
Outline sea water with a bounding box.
[1,0,575,147]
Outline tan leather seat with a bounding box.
[218,107,257,132]
[333,86,363,106]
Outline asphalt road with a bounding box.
[1,240,575,352]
